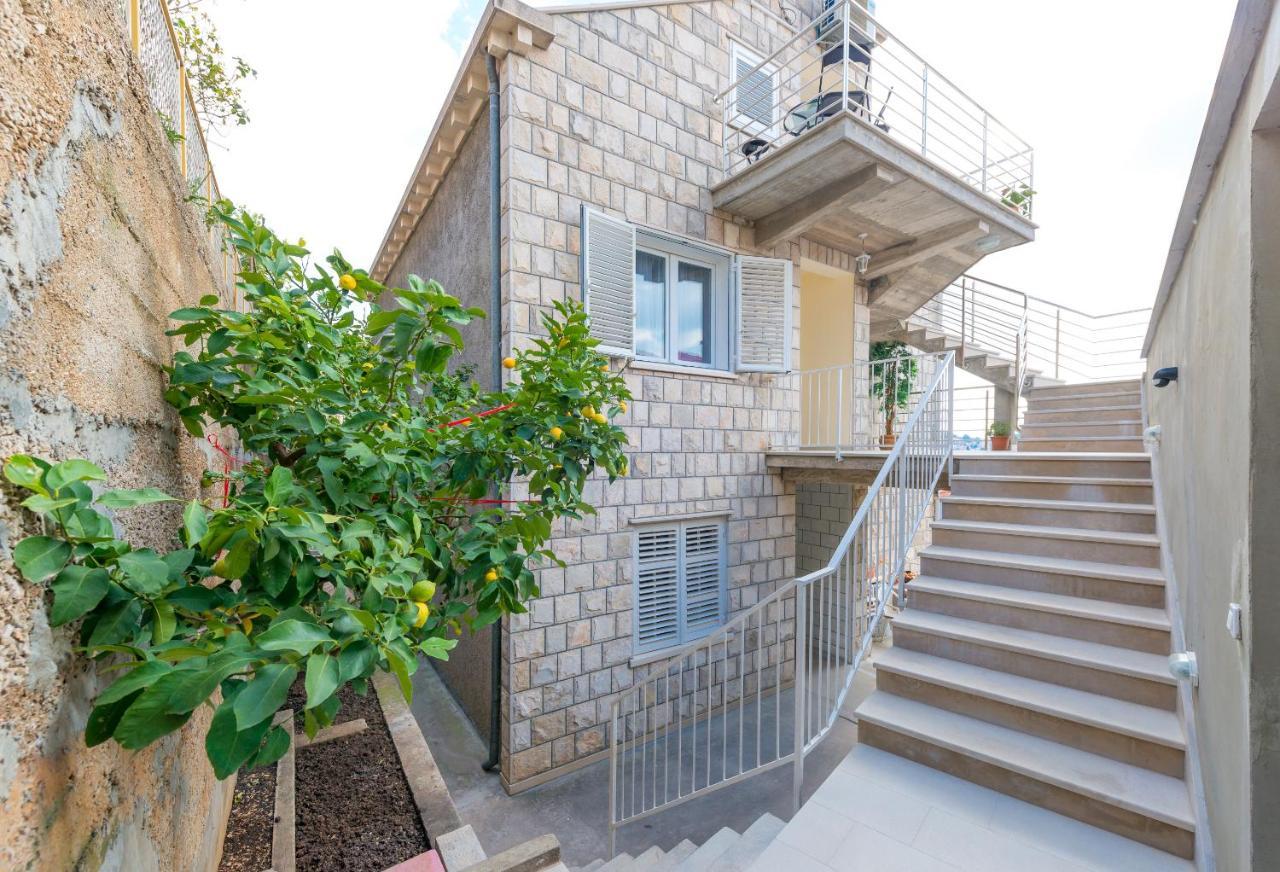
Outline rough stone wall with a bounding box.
[493,0,872,788]
[796,483,859,575]
[0,1,233,868]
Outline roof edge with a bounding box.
[1143,0,1276,355]
[371,0,555,282]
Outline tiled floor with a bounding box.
[747,744,1195,872]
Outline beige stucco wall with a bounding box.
[1142,5,1280,868]
[0,1,234,868]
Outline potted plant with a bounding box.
[871,341,918,448]
[988,420,1013,451]
[1000,184,1035,217]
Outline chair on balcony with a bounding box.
[781,37,890,137]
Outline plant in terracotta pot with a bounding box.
[988,420,1013,450]
[871,341,918,448]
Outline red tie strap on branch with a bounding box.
[445,401,516,428]
[206,434,241,507]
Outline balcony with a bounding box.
[712,0,1036,323]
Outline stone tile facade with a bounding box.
[492,1,872,789]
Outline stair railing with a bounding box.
[607,353,954,857]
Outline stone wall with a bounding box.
[493,0,871,789]
[0,1,233,868]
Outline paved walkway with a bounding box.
[748,744,1194,872]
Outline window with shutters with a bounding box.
[633,520,728,654]
[634,231,731,370]
[730,42,777,133]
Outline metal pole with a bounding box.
[1054,309,1061,379]
[981,112,989,193]
[836,367,844,461]
[792,585,808,813]
[841,0,851,112]
[608,704,618,858]
[921,67,929,155]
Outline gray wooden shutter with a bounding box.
[735,255,792,372]
[635,526,680,652]
[733,46,774,129]
[580,206,635,356]
[682,523,725,639]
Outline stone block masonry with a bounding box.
[0,1,234,868]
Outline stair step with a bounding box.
[1020,420,1144,438]
[874,647,1184,750]
[908,576,1170,652]
[949,473,1154,504]
[1018,436,1145,452]
[891,610,1176,708]
[630,846,666,870]
[1029,391,1142,410]
[598,854,635,872]
[954,453,1150,479]
[939,495,1156,533]
[706,814,785,872]
[930,519,1161,568]
[1023,379,1142,399]
[580,861,606,872]
[854,693,1195,858]
[676,828,739,872]
[651,841,696,872]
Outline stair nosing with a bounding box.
[952,474,1153,487]
[940,495,1156,514]
[930,519,1161,548]
[892,610,1176,685]
[855,693,1194,830]
[921,544,1165,584]
[1024,403,1143,414]
[874,647,1185,748]
[909,575,1172,630]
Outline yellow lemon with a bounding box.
[413,601,430,628]
[502,356,517,369]
[558,337,569,348]
[618,401,627,413]
[549,426,564,440]
[601,363,610,371]
[409,580,436,602]
[298,237,306,247]
[581,405,595,418]
[619,461,629,477]
[593,412,608,424]
[339,273,358,290]
[484,568,499,582]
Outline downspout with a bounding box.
[482,49,503,773]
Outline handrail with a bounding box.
[606,352,954,856]
[718,0,1033,214]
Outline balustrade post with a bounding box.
[792,586,808,813]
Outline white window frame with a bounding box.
[634,230,732,371]
[729,41,778,136]
[632,518,729,655]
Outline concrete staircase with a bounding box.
[883,318,1058,394]
[851,388,1196,861]
[1019,379,1145,452]
[575,814,785,872]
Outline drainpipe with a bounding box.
[482,49,503,773]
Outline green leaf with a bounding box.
[244,725,291,770]
[232,663,298,730]
[49,565,110,625]
[338,639,376,682]
[205,698,274,779]
[4,454,48,492]
[21,494,79,514]
[114,685,194,749]
[117,550,171,596]
[87,599,143,648]
[96,487,178,509]
[96,659,173,706]
[13,536,72,583]
[420,636,458,661]
[265,464,293,507]
[170,307,212,321]
[183,500,208,547]
[85,690,142,746]
[256,619,332,654]
[152,600,177,644]
[44,459,106,493]
[304,652,339,710]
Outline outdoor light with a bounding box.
[1152,366,1179,387]
[855,233,871,274]
[973,233,1004,254]
[1168,652,1198,686]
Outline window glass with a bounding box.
[635,250,667,359]
[675,262,713,365]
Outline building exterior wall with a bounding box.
[493,0,873,788]
[1142,4,1280,867]
[380,114,497,739]
[0,1,234,868]
[796,483,860,575]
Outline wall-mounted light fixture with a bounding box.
[1152,366,1179,387]
[855,233,871,275]
[1168,651,1198,686]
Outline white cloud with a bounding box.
[205,0,1237,314]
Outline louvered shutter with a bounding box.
[733,45,774,129]
[735,255,792,372]
[635,527,680,652]
[580,206,635,356]
[682,523,725,639]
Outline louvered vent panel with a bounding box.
[636,527,680,650]
[735,55,774,128]
[736,256,791,371]
[582,207,635,356]
[683,524,724,636]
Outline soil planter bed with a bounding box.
[219,680,430,872]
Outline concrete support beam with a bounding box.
[863,218,990,280]
[753,164,902,248]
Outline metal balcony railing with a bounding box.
[607,352,954,855]
[717,0,1034,216]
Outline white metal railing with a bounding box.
[124,0,239,309]
[786,351,948,457]
[912,276,1152,385]
[719,0,1034,215]
[607,352,954,855]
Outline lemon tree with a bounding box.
[4,201,629,777]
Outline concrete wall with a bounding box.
[1142,5,1280,868]
[0,1,234,869]
[796,483,859,574]
[381,114,497,740]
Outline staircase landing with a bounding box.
[749,745,1193,872]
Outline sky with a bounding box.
[206,0,1237,314]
